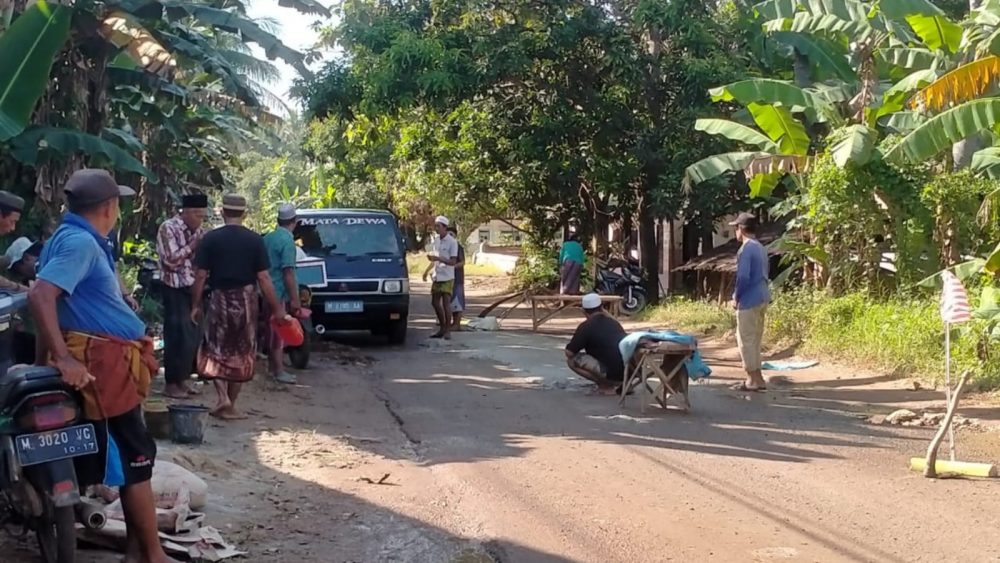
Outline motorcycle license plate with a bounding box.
[15,424,99,467]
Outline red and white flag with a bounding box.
[940,270,971,324]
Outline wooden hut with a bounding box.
[674,223,785,303]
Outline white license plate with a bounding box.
[16,424,99,466]
[325,301,364,313]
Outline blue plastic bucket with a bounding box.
[167,404,210,444]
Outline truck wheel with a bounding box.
[387,319,407,345]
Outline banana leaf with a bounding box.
[884,99,1000,164]
[0,2,72,141]
[830,124,877,167]
[10,127,156,181]
[769,31,858,83]
[971,147,1000,179]
[277,0,331,17]
[694,119,779,151]
[684,151,767,184]
[906,14,962,53]
[880,0,944,19]
[877,47,941,70]
[709,78,836,123]
[748,102,810,155]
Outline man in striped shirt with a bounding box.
[157,194,208,398]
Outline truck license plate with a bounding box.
[325,301,364,313]
[15,424,99,467]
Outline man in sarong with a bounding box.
[191,194,287,420]
[426,216,459,340]
[156,194,207,398]
[262,203,302,384]
[447,225,466,331]
[559,233,585,295]
[29,168,175,563]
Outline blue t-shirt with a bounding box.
[733,238,770,310]
[37,215,145,340]
[560,241,585,265]
[263,227,297,302]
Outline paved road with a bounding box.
[5,284,999,562]
[365,286,1000,562]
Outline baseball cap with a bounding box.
[0,191,24,213]
[435,215,450,227]
[64,169,135,206]
[728,212,758,229]
[221,193,247,212]
[581,293,602,310]
[277,202,297,221]
[4,237,33,270]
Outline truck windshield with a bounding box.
[297,218,402,258]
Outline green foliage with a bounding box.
[0,2,71,141]
[638,297,735,335]
[10,127,155,180]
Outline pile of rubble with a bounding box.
[868,409,980,429]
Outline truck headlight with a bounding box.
[383,280,403,293]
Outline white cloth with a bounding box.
[433,234,459,282]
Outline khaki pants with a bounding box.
[736,303,767,371]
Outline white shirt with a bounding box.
[433,234,459,282]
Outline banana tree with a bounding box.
[685,79,821,197]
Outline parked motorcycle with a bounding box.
[132,257,162,303]
[594,257,648,316]
[0,291,92,563]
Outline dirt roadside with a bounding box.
[3,278,999,562]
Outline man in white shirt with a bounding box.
[427,215,459,339]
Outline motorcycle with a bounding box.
[0,291,93,563]
[594,257,648,316]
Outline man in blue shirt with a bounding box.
[262,203,302,384]
[29,169,175,563]
[730,212,770,392]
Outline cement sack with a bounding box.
[152,461,208,510]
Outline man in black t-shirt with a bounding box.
[565,293,627,395]
[191,194,287,420]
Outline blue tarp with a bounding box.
[619,331,712,380]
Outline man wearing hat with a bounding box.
[0,190,29,292]
[426,215,459,339]
[262,202,302,384]
[191,194,287,420]
[564,293,627,394]
[29,169,174,563]
[5,237,43,363]
[729,212,770,392]
[157,193,208,398]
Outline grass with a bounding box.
[407,252,507,277]
[643,290,1000,391]
[638,297,735,335]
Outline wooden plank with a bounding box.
[531,294,623,302]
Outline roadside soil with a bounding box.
[4,275,999,562]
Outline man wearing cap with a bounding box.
[0,190,28,292]
[564,293,627,394]
[157,194,208,398]
[29,169,174,563]
[6,237,43,363]
[262,202,302,384]
[426,216,459,339]
[730,212,770,391]
[192,194,287,419]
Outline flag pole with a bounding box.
[944,321,956,462]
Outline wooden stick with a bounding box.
[923,369,971,478]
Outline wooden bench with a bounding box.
[527,294,623,331]
[620,340,696,414]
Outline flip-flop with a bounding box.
[731,382,766,392]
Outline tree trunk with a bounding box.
[793,49,811,87]
[952,133,986,170]
[638,182,660,305]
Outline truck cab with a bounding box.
[294,209,410,344]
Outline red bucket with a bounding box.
[271,316,304,347]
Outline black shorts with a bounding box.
[74,406,157,487]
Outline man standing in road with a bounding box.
[426,216,459,340]
[262,203,302,384]
[192,194,287,419]
[564,293,627,395]
[157,194,208,398]
[730,212,770,392]
[29,169,175,563]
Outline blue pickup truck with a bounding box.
[294,209,410,345]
